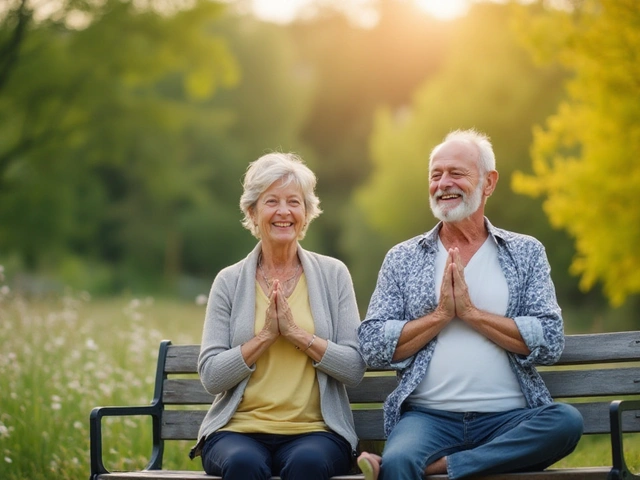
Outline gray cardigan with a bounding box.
[189,242,366,459]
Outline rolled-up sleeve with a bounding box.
[512,242,564,367]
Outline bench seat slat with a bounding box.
[95,467,613,480]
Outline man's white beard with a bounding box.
[430,181,484,223]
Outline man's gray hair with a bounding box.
[239,152,322,239]
[430,129,496,174]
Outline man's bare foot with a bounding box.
[425,456,447,475]
[357,451,382,480]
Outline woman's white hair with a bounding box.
[240,152,322,239]
[430,128,496,174]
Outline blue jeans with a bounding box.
[201,431,352,480]
[380,403,583,480]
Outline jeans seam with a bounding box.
[422,442,468,477]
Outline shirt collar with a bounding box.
[418,217,508,252]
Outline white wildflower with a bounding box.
[4,457,11,463]
[196,294,208,306]
[73,421,83,430]
[85,338,98,351]
[68,379,81,391]
[99,384,112,396]
[129,298,141,309]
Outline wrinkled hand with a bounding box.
[450,248,476,321]
[260,284,280,340]
[436,252,456,321]
[437,248,477,322]
[275,280,299,337]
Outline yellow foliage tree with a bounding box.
[512,0,640,306]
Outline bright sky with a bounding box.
[251,0,471,24]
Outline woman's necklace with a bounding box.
[258,253,301,291]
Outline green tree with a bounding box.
[347,2,575,310]
[0,0,240,288]
[512,0,640,306]
[179,13,321,282]
[289,0,451,259]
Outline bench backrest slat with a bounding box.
[558,332,640,365]
[165,345,199,374]
[159,400,640,441]
[163,368,640,404]
[164,333,640,371]
[159,332,640,443]
[540,368,640,397]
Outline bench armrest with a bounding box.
[609,399,640,480]
[89,403,163,480]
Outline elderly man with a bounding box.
[356,129,583,480]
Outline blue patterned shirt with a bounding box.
[358,218,564,436]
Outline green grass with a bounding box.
[0,285,638,479]
[0,289,206,480]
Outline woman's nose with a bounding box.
[278,204,290,215]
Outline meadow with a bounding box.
[0,271,638,479]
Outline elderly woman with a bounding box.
[189,152,366,480]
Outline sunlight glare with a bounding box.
[250,0,470,24]
[414,0,470,20]
[251,0,312,24]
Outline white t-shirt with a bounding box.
[407,236,526,412]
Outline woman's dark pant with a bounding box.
[201,430,352,480]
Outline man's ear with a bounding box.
[484,170,499,197]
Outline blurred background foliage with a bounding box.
[1,0,639,331]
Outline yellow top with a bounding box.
[221,274,327,434]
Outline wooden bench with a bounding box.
[90,332,640,480]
